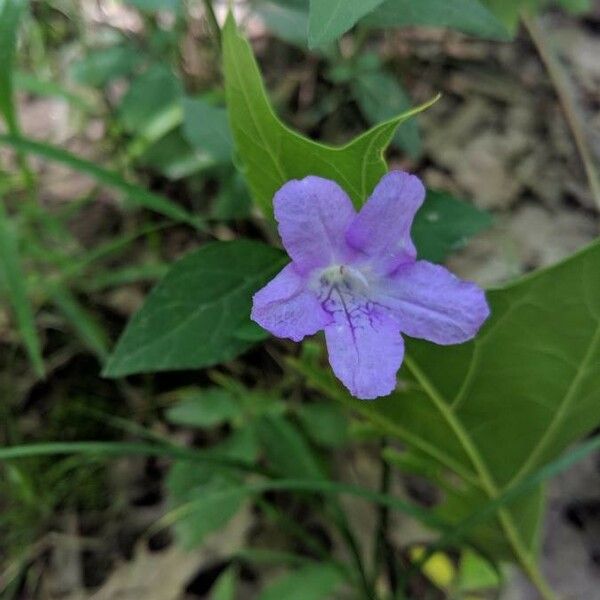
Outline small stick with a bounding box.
[524,15,600,210]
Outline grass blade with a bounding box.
[0,0,34,188]
[14,71,95,113]
[0,134,203,229]
[49,285,110,361]
[159,479,449,534]
[0,441,264,474]
[0,201,44,377]
[0,0,24,132]
[7,434,598,546]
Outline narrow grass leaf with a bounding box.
[210,568,237,600]
[14,71,95,112]
[49,285,110,361]
[0,134,201,228]
[0,0,25,131]
[0,202,44,376]
[0,441,265,474]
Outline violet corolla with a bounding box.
[251,172,490,400]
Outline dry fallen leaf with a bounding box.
[62,507,252,600]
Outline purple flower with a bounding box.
[251,172,490,400]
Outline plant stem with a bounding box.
[521,558,560,600]
[328,504,376,599]
[373,439,399,596]
[256,498,336,566]
[202,0,222,48]
[524,15,600,210]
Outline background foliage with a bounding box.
[0,0,599,598]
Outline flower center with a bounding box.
[313,264,370,296]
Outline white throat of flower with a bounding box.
[312,264,371,297]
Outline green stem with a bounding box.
[524,16,600,210]
[256,498,355,585]
[373,439,399,596]
[258,500,328,560]
[521,559,559,600]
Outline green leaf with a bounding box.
[212,171,253,220]
[412,190,493,263]
[103,240,286,377]
[222,13,437,218]
[0,201,44,377]
[307,0,386,47]
[351,67,421,159]
[234,319,269,342]
[166,462,246,549]
[268,0,309,8]
[126,101,183,162]
[364,0,510,41]
[165,427,261,548]
[0,0,25,131]
[217,426,260,464]
[119,65,183,134]
[293,237,600,564]
[256,414,325,479]
[182,97,233,163]
[70,44,143,87]
[210,568,237,600]
[166,388,240,428]
[457,550,501,591]
[0,1,42,376]
[166,426,258,548]
[296,403,349,448]
[558,0,591,11]
[255,2,310,48]
[257,564,343,600]
[137,129,211,180]
[0,134,200,228]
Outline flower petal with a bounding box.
[346,171,425,274]
[376,261,490,344]
[251,264,332,342]
[274,176,357,273]
[324,302,404,400]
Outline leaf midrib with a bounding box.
[506,319,600,487]
[404,354,538,567]
[106,265,278,374]
[451,275,600,488]
[228,39,287,183]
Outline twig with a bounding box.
[524,15,600,210]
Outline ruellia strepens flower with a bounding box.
[252,172,490,399]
